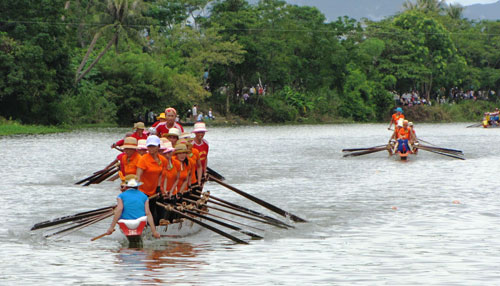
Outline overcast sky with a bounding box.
[445,0,498,5]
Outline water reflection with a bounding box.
[115,242,208,284]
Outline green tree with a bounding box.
[0,0,73,124]
[74,0,149,84]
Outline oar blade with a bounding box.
[343,146,388,157]
[209,176,307,223]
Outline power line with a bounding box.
[1,19,500,37]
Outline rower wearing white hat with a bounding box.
[191,122,209,180]
[105,175,160,239]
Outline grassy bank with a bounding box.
[0,121,68,136]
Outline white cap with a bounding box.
[146,135,161,147]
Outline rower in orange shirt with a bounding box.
[178,137,202,191]
[136,135,167,225]
[388,107,404,130]
[396,120,414,154]
[160,141,179,200]
[119,137,141,176]
[173,144,195,198]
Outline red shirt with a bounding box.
[155,122,184,137]
[192,139,209,172]
[115,131,149,146]
[116,153,126,173]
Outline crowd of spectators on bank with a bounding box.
[393,88,497,107]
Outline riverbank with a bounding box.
[0,120,67,136]
[1,101,494,135]
[0,119,119,136]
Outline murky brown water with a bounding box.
[2,123,500,285]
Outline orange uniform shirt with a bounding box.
[161,159,179,194]
[392,113,404,124]
[398,127,411,140]
[120,152,141,176]
[189,148,200,184]
[137,154,167,196]
[174,158,195,193]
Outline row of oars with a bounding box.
[33,172,306,244]
[342,144,389,157]
[30,205,116,239]
[75,163,120,186]
[342,139,465,160]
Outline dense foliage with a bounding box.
[0,0,499,125]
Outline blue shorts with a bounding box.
[398,139,409,153]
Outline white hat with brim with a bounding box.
[192,122,207,133]
[162,141,175,153]
[179,132,193,139]
[137,139,147,150]
[166,128,181,137]
[146,135,161,147]
[125,178,143,188]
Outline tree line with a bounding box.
[0,0,499,125]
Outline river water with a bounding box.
[1,124,500,285]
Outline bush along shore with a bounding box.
[1,100,496,136]
[0,118,68,136]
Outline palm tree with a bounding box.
[403,0,445,13]
[446,4,464,20]
[75,0,146,84]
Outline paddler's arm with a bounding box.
[196,159,202,186]
[145,200,160,238]
[106,198,123,235]
[136,168,144,182]
[169,173,180,197]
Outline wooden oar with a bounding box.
[91,232,109,241]
[205,194,293,228]
[417,146,466,160]
[342,146,389,157]
[342,144,388,152]
[83,166,119,186]
[75,168,109,185]
[207,167,225,181]
[157,202,248,244]
[107,174,120,181]
[179,205,263,239]
[45,210,114,238]
[208,176,307,223]
[183,198,265,231]
[187,197,288,229]
[417,144,463,154]
[191,192,291,228]
[31,206,115,231]
[466,123,482,128]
